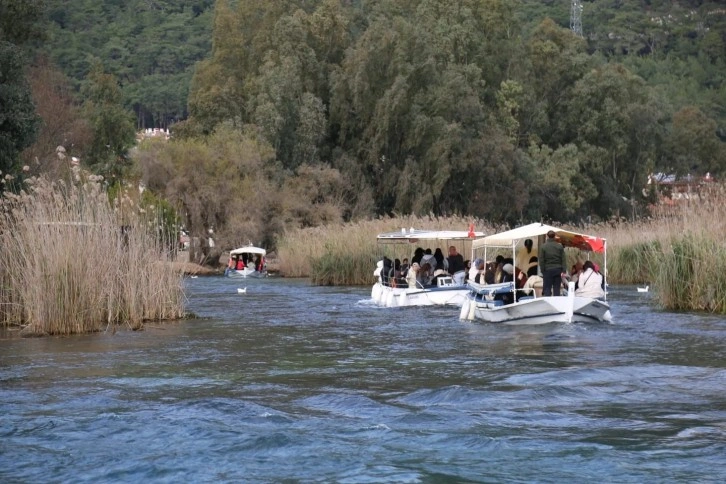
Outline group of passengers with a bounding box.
[468,231,606,304]
[382,246,468,288]
[228,253,265,272]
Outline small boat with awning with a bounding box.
[372,227,485,307]
[460,223,611,325]
[225,245,267,278]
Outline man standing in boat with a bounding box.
[539,230,566,296]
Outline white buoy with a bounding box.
[468,298,476,320]
[237,287,247,294]
[637,285,649,293]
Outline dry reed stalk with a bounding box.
[0,173,185,335]
[277,215,495,283]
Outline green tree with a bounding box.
[0,0,45,176]
[0,42,39,175]
[566,63,664,217]
[82,61,136,181]
[669,106,726,176]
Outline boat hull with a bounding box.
[225,267,267,278]
[372,282,469,307]
[465,296,611,325]
[461,281,611,325]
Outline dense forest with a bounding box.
[2,0,725,251]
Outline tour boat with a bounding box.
[460,223,612,325]
[225,245,267,278]
[371,228,485,307]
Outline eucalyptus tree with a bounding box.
[566,63,665,217]
[331,0,521,216]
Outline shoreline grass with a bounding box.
[277,192,726,313]
[0,174,185,336]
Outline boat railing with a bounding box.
[467,281,514,296]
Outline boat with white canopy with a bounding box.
[225,245,267,278]
[372,228,485,307]
[460,223,611,325]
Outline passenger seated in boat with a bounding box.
[420,249,435,271]
[400,258,410,278]
[468,258,482,283]
[431,268,448,285]
[390,258,406,287]
[523,274,543,298]
[516,238,535,274]
[433,248,448,271]
[406,262,420,288]
[470,259,486,283]
[382,256,393,285]
[494,255,505,283]
[412,247,424,266]
[526,257,539,277]
[515,266,527,288]
[570,261,583,286]
[575,261,605,299]
[418,262,433,287]
[484,262,496,284]
[494,264,515,304]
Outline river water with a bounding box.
[2,277,726,482]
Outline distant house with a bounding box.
[646,172,717,214]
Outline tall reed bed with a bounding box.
[0,174,185,335]
[592,189,726,312]
[277,215,495,285]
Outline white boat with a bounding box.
[225,245,267,278]
[371,228,485,307]
[460,223,612,325]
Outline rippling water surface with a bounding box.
[2,278,726,482]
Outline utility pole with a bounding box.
[570,0,583,37]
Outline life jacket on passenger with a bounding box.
[236,258,245,270]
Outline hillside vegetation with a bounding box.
[2,0,724,254]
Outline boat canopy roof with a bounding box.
[471,223,605,253]
[377,229,485,244]
[230,245,266,256]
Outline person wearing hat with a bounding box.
[538,230,566,296]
